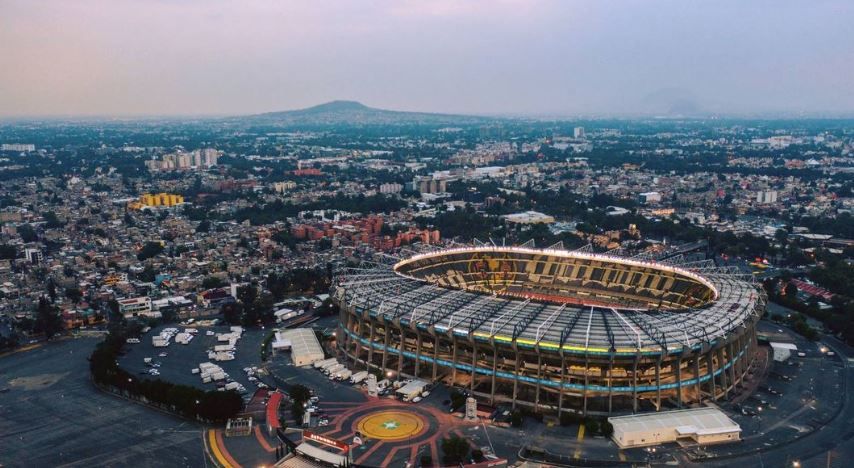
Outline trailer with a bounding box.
[152,337,169,347]
[320,360,340,371]
[396,380,430,402]
[314,358,337,369]
[324,364,345,375]
[215,352,235,361]
[335,369,353,381]
[350,371,369,384]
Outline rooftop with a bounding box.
[609,407,740,436]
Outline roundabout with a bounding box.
[356,410,426,441]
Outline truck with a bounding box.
[334,369,352,381]
[324,364,345,376]
[215,351,235,360]
[396,380,430,402]
[350,371,369,384]
[320,360,340,371]
[225,382,240,391]
[152,337,169,347]
[314,358,337,369]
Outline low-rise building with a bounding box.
[609,407,741,448]
[118,296,153,318]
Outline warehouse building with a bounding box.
[274,328,325,366]
[608,407,741,448]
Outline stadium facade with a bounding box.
[333,245,763,415]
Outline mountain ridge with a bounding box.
[243,100,494,126]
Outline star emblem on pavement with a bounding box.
[382,420,400,430]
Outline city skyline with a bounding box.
[2,0,854,118]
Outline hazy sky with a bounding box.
[1,0,853,117]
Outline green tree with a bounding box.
[18,224,37,242]
[220,302,243,325]
[43,211,64,228]
[202,276,225,289]
[35,296,63,339]
[65,287,83,304]
[0,244,16,260]
[47,278,57,301]
[137,241,164,261]
[441,434,470,464]
[783,282,798,298]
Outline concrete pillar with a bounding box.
[655,359,661,411]
[709,351,717,401]
[490,346,498,404]
[512,350,520,410]
[582,354,589,415]
[381,321,390,375]
[632,356,639,413]
[367,321,376,368]
[396,325,404,376]
[693,355,702,402]
[432,332,440,381]
[534,352,542,411]
[558,352,566,415]
[450,335,458,386]
[676,356,683,408]
[607,358,614,414]
[471,340,478,392]
[414,333,423,378]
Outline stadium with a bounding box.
[332,244,764,415]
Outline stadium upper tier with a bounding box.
[393,247,718,310]
[334,246,761,355]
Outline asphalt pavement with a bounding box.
[0,337,206,468]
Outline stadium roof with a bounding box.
[333,244,761,355]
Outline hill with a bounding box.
[243,100,493,126]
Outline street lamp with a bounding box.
[792,461,800,468]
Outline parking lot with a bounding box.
[118,323,269,397]
[0,337,205,468]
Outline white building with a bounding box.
[639,192,662,205]
[769,342,798,362]
[274,328,324,366]
[24,248,42,264]
[756,190,778,204]
[118,296,154,318]
[502,211,556,225]
[273,181,297,193]
[379,183,403,194]
[609,407,741,448]
[573,127,585,139]
[1,143,36,152]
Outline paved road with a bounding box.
[699,326,854,468]
[0,337,206,468]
